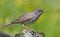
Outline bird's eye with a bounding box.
[38,12,40,13]
[37,9,43,13]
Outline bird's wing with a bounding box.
[11,13,33,23]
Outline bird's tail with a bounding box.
[1,23,13,28]
[1,21,19,28]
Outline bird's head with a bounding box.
[34,9,44,16]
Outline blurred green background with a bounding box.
[0,0,60,37]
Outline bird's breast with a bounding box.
[29,13,39,23]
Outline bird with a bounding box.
[2,9,44,28]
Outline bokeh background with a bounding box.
[0,0,60,37]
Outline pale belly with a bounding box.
[29,14,39,24]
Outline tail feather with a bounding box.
[3,23,12,27]
[2,21,17,28]
[1,23,13,28]
[1,21,20,28]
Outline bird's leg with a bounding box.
[23,24,30,29]
[24,26,30,30]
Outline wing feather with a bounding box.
[11,13,33,23]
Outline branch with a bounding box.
[15,29,45,37]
